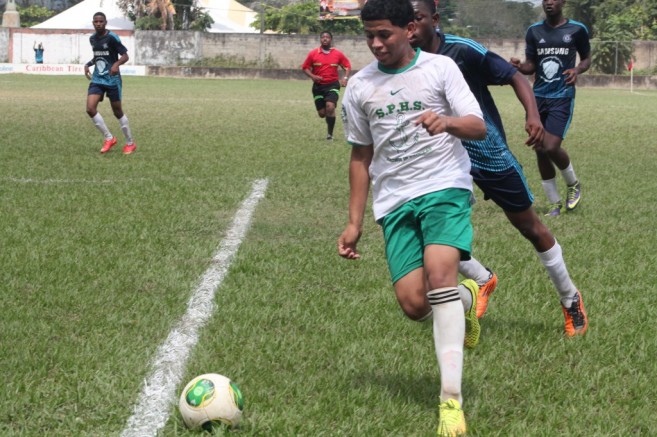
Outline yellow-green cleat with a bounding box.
[438,399,467,437]
[461,279,480,349]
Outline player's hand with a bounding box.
[84,66,91,80]
[510,57,521,68]
[340,78,348,87]
[338,224,362,260]
[563,68,578,85]
[524,115,544,148]
[415,111,449,136]
[313,75,323,83]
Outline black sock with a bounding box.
[326,116,336,136]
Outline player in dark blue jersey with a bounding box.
[410,0,588,337]
[84,12,137,154]
[511,0,591,216]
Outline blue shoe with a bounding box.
[545,202,562,217]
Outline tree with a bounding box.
[118,0,213,31]
[252,1,362,34]
[18,5,54,27]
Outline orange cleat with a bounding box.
[562,290,588,337]
[476,270,498,319]
[100,136,117,154]
[123,142,137,154]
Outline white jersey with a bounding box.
[341,49,483,221]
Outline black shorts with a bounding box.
[536,97,575,139]
[312,81,340,110]
[471,165,534,213]
[88,82,122,102]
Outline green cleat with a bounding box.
[566,181,581,211]
[438,399,467,437]
[461,279,480,349]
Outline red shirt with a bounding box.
[301,47,351,85]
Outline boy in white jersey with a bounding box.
[337,0,485,435]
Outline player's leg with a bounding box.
[482,162,586,334]
[323,82,340,140]
[538,98,581,214]
[312,83,326,119]
[86,84,116,153]
[106,82,136,154]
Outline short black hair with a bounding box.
[320,31,333,39]
[361,0,414,28]
[415,0,437,14]
[93,11,107,19]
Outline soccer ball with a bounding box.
[179,373,244,431]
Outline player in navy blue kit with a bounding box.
[410,0,588,337]
[511,0,591,216]
[84,12,137,154]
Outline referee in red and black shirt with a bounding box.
[302,31,352,140]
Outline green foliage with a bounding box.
[17,5,54,27]
[252,0,362,35]
[134,15,162,30]
[184,53,280,68]
[440,0,541,38]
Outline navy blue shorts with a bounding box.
[536,97,575,139]
[471,165,534,213]
[88,82,122,102]
[312,81,340,110]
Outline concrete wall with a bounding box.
[0,28,8,62]
[3,28,657,71]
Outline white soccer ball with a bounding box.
[179,373,244,431]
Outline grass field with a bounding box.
[1,74,657,436]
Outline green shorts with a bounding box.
[380,189,473,284]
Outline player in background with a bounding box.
[338,0,486,434]
[33,42,44,64]
[410,0,588,337]
[302,31,351,140]
[84,12,136,155]
[511,0,591,216]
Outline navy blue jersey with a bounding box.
[525,19,590,98]
[89,31,127,87]
[437,32,520,172]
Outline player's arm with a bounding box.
[340,54,352,87]
[338,145,372,260]
[84,59,94,80]
[509,71,544,148]
[564,51,591,86]
[110,52,128,76]
[510,56,536,75]
[303,67,322,83]
[416,112,485,140]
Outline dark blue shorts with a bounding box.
[88,82,122,102]
[536,97,575,139]
[471,164,534,213]
[312,81,340,110]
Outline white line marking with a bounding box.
[120,178,269,437]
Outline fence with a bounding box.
[2,27,657,74]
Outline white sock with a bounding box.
[459,257,491,286]
[427,287,465,404]
[457,282,473,313]
[560,163,578,186]
[119,115,133,144]
[536,241,578,307]
[541,177,561,204]
[92,113,112,139]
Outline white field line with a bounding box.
[120,178,269,437]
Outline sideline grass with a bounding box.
[1,75,657,436]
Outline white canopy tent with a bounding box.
[32,0,257,33]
